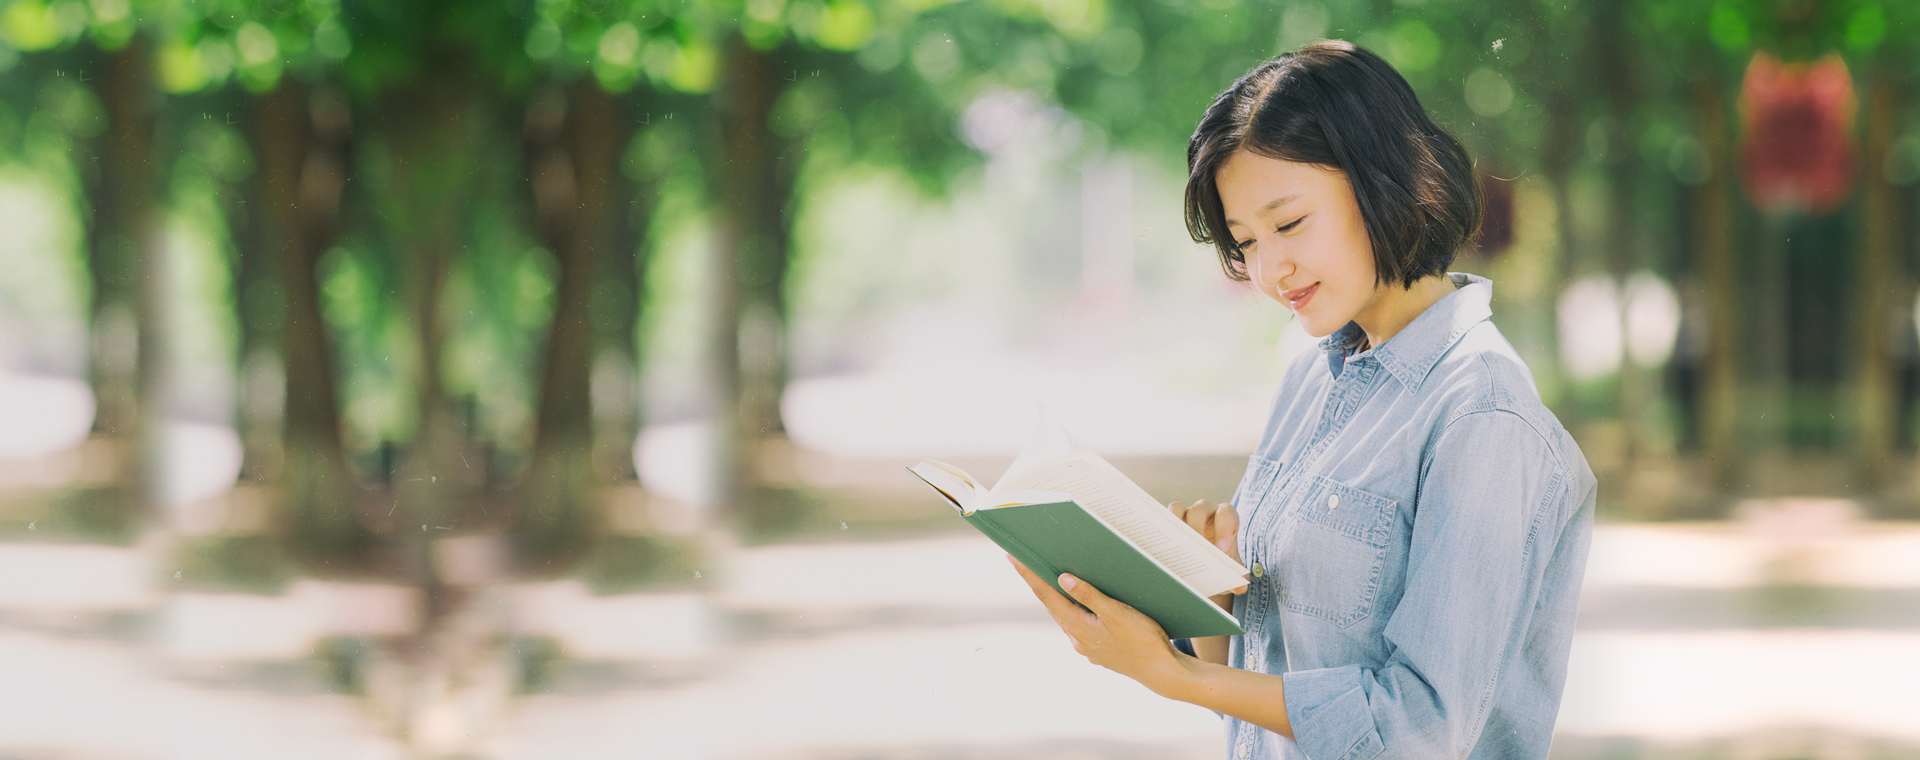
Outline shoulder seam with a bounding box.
[1438,406,1571,480]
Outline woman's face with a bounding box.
[1215,149,1381,338]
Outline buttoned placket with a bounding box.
[1265,355,1379,524]
[1228,337,1383,760]
[1240,353,1381,651]
[1324,355,1381,434]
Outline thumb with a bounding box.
[1058,573,1115,616]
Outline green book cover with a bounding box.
[968,499,1245,640]
[908,463,1246,640]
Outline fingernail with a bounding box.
[1059,574,1076,591]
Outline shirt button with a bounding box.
[1251,562,1264,578]
[1328,494,1340,510]
[1236,744,1250,759]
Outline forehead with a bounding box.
[1215,150,1348,225]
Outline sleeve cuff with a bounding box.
[1283,665,1385,760]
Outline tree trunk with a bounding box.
[1693,77,1740,492]
[596,191,649,481]
[78,39,161,512]
[1852,72,1900,495]
[737,107,797,448]
[712,34,798,534]
[1520,2,1584,435]
[1538,99,1582,433]
[271,79,364,564]
[594,99,650,484]
[521,79,636,566]
[232,119,283,485]
[235,81,306,483]
[1596,3,1649,487]
[374,72,472,600]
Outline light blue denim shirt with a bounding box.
[1224,272,1595,760]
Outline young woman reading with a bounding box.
[1009,40,1597,760]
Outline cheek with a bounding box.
[1314,228,1373,291]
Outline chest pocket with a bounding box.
[1233,455,1282,512]
[1279,474,1397,628]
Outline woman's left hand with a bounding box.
[1009,556,1191,694]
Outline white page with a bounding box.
[992,404,1079,493]
[907,461,982,512]
[1001,454,1248,598]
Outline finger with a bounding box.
[1215,503,1241,556]
[1166,500,1187,522]
[1182,498,1214,538]
[1057,573,1119,618]
[1062,573,1168,640]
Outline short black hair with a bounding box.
[1184,40,1482,288]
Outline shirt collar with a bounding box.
[1318,272,1493,389]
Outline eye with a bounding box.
[1233,217,1305,253]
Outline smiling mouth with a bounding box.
[1281,282,1319,309]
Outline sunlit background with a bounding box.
[2,0,1918,758]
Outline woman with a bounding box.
[1011,40,1596,760]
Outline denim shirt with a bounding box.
[1223,273,1596,760]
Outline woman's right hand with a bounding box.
[1169,499,1247,611]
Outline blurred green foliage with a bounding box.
[575,532,705,593]
[1,0,1918,552]
[172,533,297,594]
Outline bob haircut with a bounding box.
[1184,40,1482,288]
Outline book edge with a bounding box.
[977,498,1244,638]
[998,449,1251,591]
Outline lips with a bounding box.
[1281,282,1319,310]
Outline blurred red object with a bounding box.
[1737,52,1857,215]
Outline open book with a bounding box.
[908,431,1248,639]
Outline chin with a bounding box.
[1286,308,1344,338]
[1270,289,1349,339]
[1298,320,1342,339]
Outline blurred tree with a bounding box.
[519,75,632,563]
[85,38,160,501]
[1837,0,1920,504]
[3,0,1908,534]
[0,2,165,513]
[329,0,535,592]
[140,0,369,559]
[513,0,709,566]
[622,0,1049,533]
[1628,0,1919,506]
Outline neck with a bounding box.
[1354,274,1457,351]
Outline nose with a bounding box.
[1246,239,1291,292]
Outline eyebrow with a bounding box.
[1224,194,1301,227]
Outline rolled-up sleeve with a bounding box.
[1281,409,1573,760]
